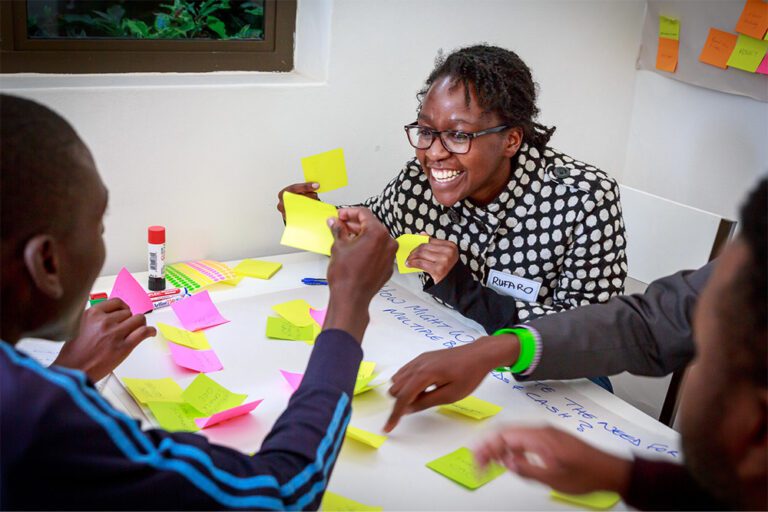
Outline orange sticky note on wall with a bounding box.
[699,28,739,69]
[736,0,768,40]
[656,37,679,72]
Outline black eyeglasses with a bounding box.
[404,123,510,155]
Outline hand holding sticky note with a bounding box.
[280,192,339,256]
[301,148,347,193]
[396,234,430,274]
[110,267,153,315]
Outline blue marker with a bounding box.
[301,277,328,285]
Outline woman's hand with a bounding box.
[406,234,459,284]
[276,182,320,219]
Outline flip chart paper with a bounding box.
[157,322,211,350]
[148,402,202,432]
[551,490,621,510]
[280,370,303,391]
[301,148,348,193]
[168,342,223,373]
[280,192,339,256]
[109,267,153,315]
[266,316,315,341]
[439,395,503,420]
[426,447,506,490]
[345,426,387,448]
[735,0,768,40]
[181,374,247,416]
[757,53,768,73]
[122,377,184,404]
[656,37,679,72]
[321,491,383,512]
[171,290,229,331]
[727,33,768,72]
[699,28,738,69]
[658,15,680,40]
[195,399,263,429]
[233,259,283,279]
[272,299,315,326]
[309,307,327,327]
[395,234,429,274]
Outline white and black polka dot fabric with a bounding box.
[356,143,628,334]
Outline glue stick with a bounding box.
[148,226,166,291]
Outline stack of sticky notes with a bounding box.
[165,260,239,293]
[280,192,339,256]
[439,396,503,420]
[656,15,680,73]
[395,234,430,274]
[426,447,506,490]
[266,299,323,345]
[233,259,283,280]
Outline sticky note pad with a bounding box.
[658,15,680,40]
[301,148,348,193]
[272,299,315,326]
[345,426,387,449]
[551,490,621,510]
[280,369,303,391]
[109,267,153,315]
[439,396,503,420]
[727,33,768,72]
[699,28,738,69]
[195,399,263,429]
[266,316,315,341]
[233,259,283,280]
[171,290,229,331]
[148,402,203,432]
[396,234,430,274]
[157,322,211,350]
[122,377,184,404]
[182,374,247,416]
[168,342,223,373]
[736,0,768,40]
[281,192,339,256]
[656,37,679,72]
[321,491,383,512]
[426,447,506,490]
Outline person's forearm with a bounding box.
[323,290,371,343]
[471,334,520,370]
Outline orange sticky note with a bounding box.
[699,28,739,69]
[736,0,768,40]
[656,37,679,72]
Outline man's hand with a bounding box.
[406,235,458,284]
[323,207,398,342]
[384,334,520,432]
[53,298,156,382]
[474,426,632,496]
[276,182,320,219]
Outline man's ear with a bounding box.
[23,234,64,300]
[736,387,768,484]
[503,127,524,158]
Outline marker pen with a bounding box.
[148,226,166,291]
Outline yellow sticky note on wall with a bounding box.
[658,15,680,40]
[280,192,339,256]
[157,322,211,350]
[302,148,348,193]
[395,234,430,274]
[439,395,503,420]
[122,377,184,404]
[727,33,768,72]
[551,490,621,510]
[345,426,388,449]
[233,259,282,279]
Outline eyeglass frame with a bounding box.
[403,122,511,155]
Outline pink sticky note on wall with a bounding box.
[280,370,304,392]
[171,291,229,331]
[168,342,223,373]
[309,307,327,327]
[195,399,263,429]
[757,54,768,75]
[109,267,153,315]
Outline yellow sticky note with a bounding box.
[345,426,388,449]
[321,491,382,512]
[266,316,315,341]
[220,275,244,286]
[353,361,379,394]
[301,148,348,193]
[272,299,315,326]
[280,192,339,256]
[396,234,429,274]
[233,259,283,280]
[357,361,376,379]
[727,33,768,72]
[659,15,680,40]
[157,322,211,350]
[439,395,503,420]
[182,374,247,416]
[148,402,203,432]
[122,377,184,404]
[551,490,621,510]
[426,447,506,490]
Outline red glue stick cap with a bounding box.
[148,226,165,244]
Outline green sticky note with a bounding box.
[148,401,203,432]
[321,491,382,512]
[233,259,283,280]
[272,299,316,326]
[345,426,388,449]
[122,377,184,404]
[551,490,621,510]
[658,15,680,40]
[280,192,339,255]
[182,374,247,416]
[426,447,506,490]
[157,322,211,350]
[439,395,503,420]
[396,234,430,274]
[727,33,768,72]
[266,316,315,341]
[301,148,348,193]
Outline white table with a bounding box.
[95,252,680,511]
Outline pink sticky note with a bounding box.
[194,399,263,429]
[280,370,304,392]
[171,291,229,331]
[309,307,327,327]
[109,267,153,315]
[168,342,223,373]
[757,53,768,75]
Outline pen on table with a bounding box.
[301,278,328,285]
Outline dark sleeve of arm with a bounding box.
[524,263,713,380]
[625,458,725,510]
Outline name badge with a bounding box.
[486,269,542,302]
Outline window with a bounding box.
[0,0,296,73]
